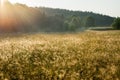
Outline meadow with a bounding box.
[0,30,120,80]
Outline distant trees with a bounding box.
[85,16,95,27]
[0,1,115,33]
[39,7,114,26]
[112,17,120,30]
[63,16,82,31]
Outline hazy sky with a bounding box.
[9,0,120,17]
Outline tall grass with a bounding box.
[0,31,120,80]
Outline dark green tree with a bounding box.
[64,16,82,31]
[112,17,120,29]
[85,16,95,27]
[71,17,82,28]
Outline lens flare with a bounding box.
[0,0,5,10]
[0,0,4,6]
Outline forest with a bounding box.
[0,1,114,32]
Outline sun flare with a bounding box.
[0,0,4,6]
[0,0,6,8]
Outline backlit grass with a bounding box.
[0,30,120,80]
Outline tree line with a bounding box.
[0,2,115,33]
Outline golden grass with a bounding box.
[0,30,120,80]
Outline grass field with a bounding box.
[0,30,120,80]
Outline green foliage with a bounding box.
[0,2,114,33]
[85,16,95,27]
[63,16,82,31]
[39,7,114,26]
[0,31,120,80]
[68,21,76,31]
[71,16,82,28]
[112,17,120,29]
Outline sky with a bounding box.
[8,0,120,17]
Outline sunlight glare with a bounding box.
[0,0,4,6]
[9,0,24,4]
[0,0,4,12]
